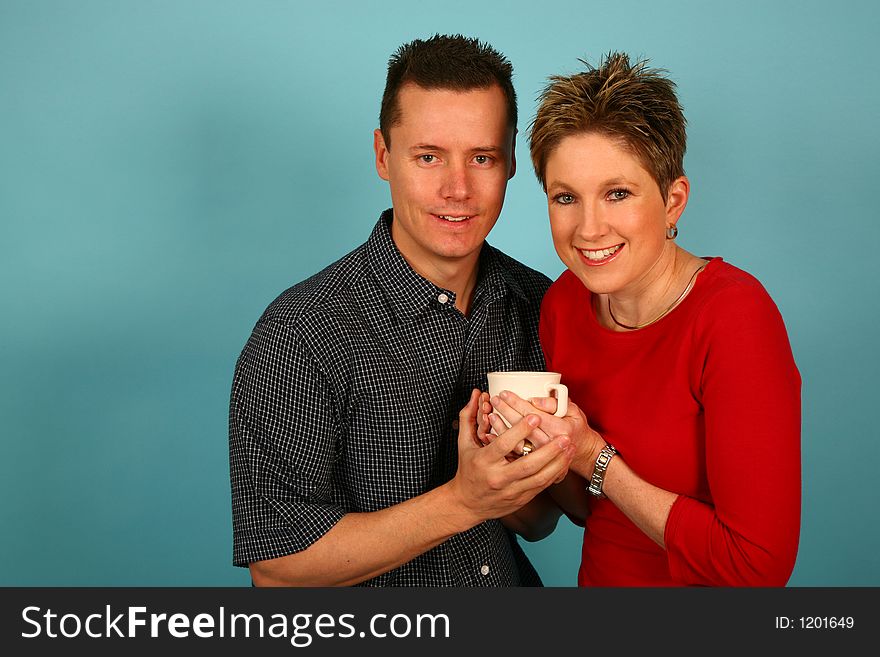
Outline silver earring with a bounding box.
[666,224,679,240]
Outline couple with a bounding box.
[229,35,801,587]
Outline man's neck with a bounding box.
[404,251,481,317]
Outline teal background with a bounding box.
[2,0,878,586]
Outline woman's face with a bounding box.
[544,132,686,297]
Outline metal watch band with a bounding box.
[587,444,617,499]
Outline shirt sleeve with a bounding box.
[229,319,346,567]
[664,281,802,586]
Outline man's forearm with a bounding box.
[251,399,574,586]
[250,483,481,586]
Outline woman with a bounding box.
[483,53,801,586]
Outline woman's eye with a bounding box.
[609,189,629,201]
[555,193,575,205]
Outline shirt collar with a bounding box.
[366,209,529,320]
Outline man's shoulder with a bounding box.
[258,243,370,330]
[485,244,552,303]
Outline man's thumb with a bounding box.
[457,389,481,451]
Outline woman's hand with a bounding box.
[489,390,605,476]
[477,391,567,467]
[477,391,534,462]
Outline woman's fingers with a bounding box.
[489,413,541,460]
[490,394,523,427]
[491,393,554,447]
[488,412,508,437]
[528,396,558,414]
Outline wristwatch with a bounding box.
[587,444,617,499]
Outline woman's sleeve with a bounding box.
[664,281,802,586]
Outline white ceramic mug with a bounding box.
[486,371,568,430]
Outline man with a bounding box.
[229,34,573,586]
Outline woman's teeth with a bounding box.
[580,244,622,261]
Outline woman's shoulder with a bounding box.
[693,257,785,325]
[703,256,767,294]
[689,258,799,385]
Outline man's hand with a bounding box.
[447,389,574,525]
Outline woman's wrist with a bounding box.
[573,431,607,478]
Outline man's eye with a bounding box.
[474,155,490,164]
[419,154,435,163]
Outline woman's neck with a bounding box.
[598,247,706,331]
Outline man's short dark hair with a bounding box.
[379,34,517,148]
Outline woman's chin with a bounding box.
[568,266,620,295]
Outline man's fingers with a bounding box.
[457,389,481,450]
[489,413,539,457]
[476,404,491,446]
[487,412,508,437]
[510,435,573,487]
[526,425,553,448]
[490,435,574,509]
[459,388,480,421]
[476,394,489,421]
[512,434,570,472]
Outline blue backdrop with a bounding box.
[2,0,878,586]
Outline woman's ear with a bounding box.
[665,176,690,224]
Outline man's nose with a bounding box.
[440,161,471,201]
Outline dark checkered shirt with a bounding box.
[229,210,552,586]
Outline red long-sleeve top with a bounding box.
[540,258,801,586]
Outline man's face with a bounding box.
[374,83,516,277]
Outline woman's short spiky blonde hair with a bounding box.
[529,53,687,200]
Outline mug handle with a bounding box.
[544,383,568,417]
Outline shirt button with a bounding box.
[437,293,449,304]
[451,419,460,430]
[480,565,490,576]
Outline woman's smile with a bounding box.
[578,244,624,266]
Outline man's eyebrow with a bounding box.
[408,144,504,153]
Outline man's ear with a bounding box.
[374,129,390,181]
[508,129,517,180]
[665,175,689,224]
